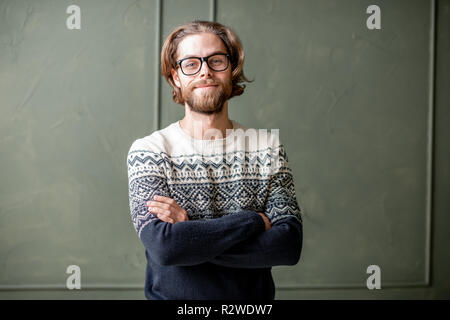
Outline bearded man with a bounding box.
[127,20,303,300]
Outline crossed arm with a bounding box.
[139,204,266,266]
[143,194,302,268]
[127,144,303,268]
[128,177,302,268]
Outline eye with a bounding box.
[182,59,200,69]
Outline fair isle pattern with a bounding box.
[127,145,302,237]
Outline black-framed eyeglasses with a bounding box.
[177,53,230,76]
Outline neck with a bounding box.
[180,102,234,140]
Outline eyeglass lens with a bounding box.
[180,54,228,75]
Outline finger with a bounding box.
[153,195,175,205]
[148,206,171,216]
[146,201,170,210]
[157,213,174,224]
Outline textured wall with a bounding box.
[0,0,449,299]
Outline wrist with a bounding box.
[257,212,271,230]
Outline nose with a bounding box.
[199,60,213,78]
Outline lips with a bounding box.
[195,84,217,88]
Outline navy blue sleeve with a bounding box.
[140,210,266,266]
[209,216,302,268]
[127,147,266,267]
[210,144,303,268]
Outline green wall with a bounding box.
[0,0,449,299]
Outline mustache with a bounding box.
[191,80,220,88]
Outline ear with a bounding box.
[171,68,181,88]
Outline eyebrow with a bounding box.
[178,51,228,61]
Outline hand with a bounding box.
[146,195,189,224]
[257,212,271,230]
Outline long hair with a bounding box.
[161,20,252,105]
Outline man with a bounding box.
[127,20,302,300]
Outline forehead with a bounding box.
[176,32,228,59]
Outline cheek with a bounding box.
[221,75,233,89]
[179,78,194,90]
[222,70,233,84]
[214,71,231,85]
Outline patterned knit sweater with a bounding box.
[127,119,303,300]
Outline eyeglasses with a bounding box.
[176,53,230,76]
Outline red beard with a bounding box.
[182,79,232,114]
